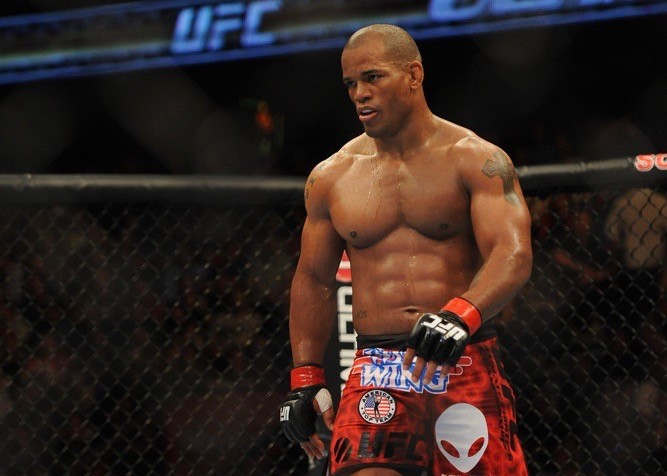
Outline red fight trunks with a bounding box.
[329,338,528,476]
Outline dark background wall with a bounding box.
[0,8,664,176]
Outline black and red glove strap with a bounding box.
[441,297,482,335]
[290,364,325,390]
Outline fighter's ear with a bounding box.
[408,60,424,89]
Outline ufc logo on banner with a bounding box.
[422,314,467,342]
[171,1,281,53]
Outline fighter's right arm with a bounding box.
[290,160,346,367]
[281,160,345,458]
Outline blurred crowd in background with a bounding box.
[0,179,663,474]
[0,203,303,474]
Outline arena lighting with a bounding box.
[0,0,665,85]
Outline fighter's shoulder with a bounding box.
[307,141,359,183]
[450,129,505,164]
[310,135,370,175]
[439,122,517,187]
[304,136,367,205]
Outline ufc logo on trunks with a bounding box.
[422,314,467,342]
[279,406,290,422]
[357,431,425,462]
[332,437,353,464]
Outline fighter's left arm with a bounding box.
[459,138,533,322]
[402,138,533,384]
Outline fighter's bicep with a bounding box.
[467,152,530,258]
[297,215,345,284]
[471,189,530,259]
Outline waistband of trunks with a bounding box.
[356,319,497,349]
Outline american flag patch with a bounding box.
[358,390,396,424]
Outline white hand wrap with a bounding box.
[314,387,333,414]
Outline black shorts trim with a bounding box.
[356,320,497,349]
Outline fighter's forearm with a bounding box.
[461,244,532,321]
[289,271,337,366]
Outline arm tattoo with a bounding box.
[305,162,325,202]
[481,150,520,205]
[304,176,315,201]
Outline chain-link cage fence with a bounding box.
[0,168,664,475]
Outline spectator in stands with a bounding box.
[540,192,616,344]
[604,187,667,378]
[590,377,665,474]
[522,189,624,474]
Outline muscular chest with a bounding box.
[329,159,470,246]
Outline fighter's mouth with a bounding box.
[358,107,378,121]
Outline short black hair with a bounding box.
[344,24,422,64]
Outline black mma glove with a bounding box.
[280,364,332,443]
[406,297,482,366]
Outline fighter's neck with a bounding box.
[373,111,439,157]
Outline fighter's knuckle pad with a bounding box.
[409,313,438,342]
[435,313,469,343]
[279,390,318,443]
[409,312,470,364]
[407,313,439,359]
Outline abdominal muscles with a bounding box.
[346,228,478,336]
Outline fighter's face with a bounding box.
[341,40,413,139]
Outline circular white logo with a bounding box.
[435,403,489,473]
[358,390,396,424]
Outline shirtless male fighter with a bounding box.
[280,24,533,476]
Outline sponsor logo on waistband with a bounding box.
[357,349,472,394]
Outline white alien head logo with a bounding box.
[435,403,489,473]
